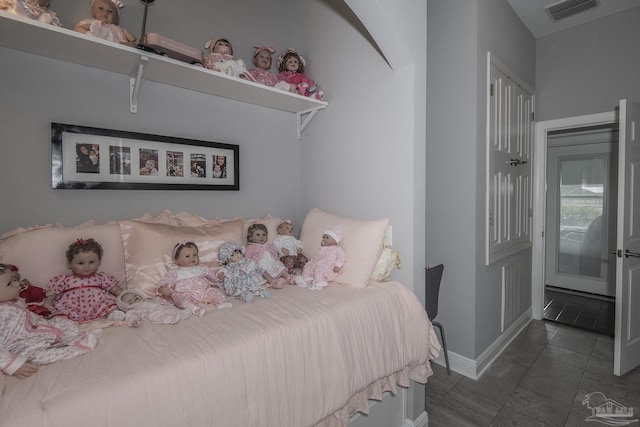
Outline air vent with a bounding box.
[545,0,600,22]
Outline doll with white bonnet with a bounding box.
[116,289,191,327]
[273,220,308,274]
[204,36,247,78]
[295,226,345,291]
[277,48,324,100]
[74,0,137,45]
[217,241,271,303]
[0,263,101,379]
[0,0,60,26]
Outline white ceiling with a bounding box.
[507,0,640,38]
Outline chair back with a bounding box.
[425,264,444,321]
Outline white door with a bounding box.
[614,99,640,376]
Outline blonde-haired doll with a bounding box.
[217,241,271,303]
[74,0,136,45]
[157,241,231,317]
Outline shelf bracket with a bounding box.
[129,55,149,113]
[296,106,326,139]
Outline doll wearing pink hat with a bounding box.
[74,0,136,45]
[295,226,346,291]
[242,45,294,92]
[204,36,247,78]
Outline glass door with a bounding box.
[545,130,617,297]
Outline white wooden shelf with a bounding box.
[0,12,327,138]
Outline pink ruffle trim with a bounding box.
[314,362,434,427]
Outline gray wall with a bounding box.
[427,0,535,360]
[536,6,640,122]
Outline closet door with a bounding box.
[486,53,534,265]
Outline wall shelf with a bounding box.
[0,12,327,138]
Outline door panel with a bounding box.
[615,99,640,376]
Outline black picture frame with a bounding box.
[51,123,239,190]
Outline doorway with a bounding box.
[542,125,618,334]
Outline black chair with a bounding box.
[425,264,450,375]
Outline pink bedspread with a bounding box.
[0,281,440,427]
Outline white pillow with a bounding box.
[299,208,388,289]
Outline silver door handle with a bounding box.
[625,249,640,258]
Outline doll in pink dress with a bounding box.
[295,226,346,291]
[157,241,231,317]
[242,45,292,92]
[276,48,325,100]
[217,241,271,303]
[273,220,308,274]
[73,0,137,45]
[244,223,292,289]
[45,238,126,323]
[204,36,247,77]
[1,263,100,379]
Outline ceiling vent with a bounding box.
[545,0,601,22]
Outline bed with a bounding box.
[0,209,440,427]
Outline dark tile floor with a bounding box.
[543,287,615,336]
[425,319,640,426]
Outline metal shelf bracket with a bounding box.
[296,106,326,139]
[129,55,149,113]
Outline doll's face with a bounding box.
[284,56,300,72]
[229,249,243,263]
[121,292,143,305]
[68,251,102,277]
[278,223,294,236]
[213,40,231,55]
[321,234,337,246]
[0,271,22,302]
[253,50,272,71]
[175,246,199,267]
[92,0,118,25]
[249,228,268,244]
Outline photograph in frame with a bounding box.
[51,123,239,190]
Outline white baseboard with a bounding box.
[430,309,532,379]
[405,411,428,427]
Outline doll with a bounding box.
[244,224,292,289]
[116,289,191,327]
[276,48,325,100]
[45,238,126,323]
[216,241,272,303]
[157,241,231,317]
[295,226,346,291]
[273,220,308,275]
[241,45,292,91]
[73,0,137,45]
[204,36,247,78]
[0,263,101,379]
[0,0,60,26]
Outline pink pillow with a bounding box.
[299,208,388,289]
[243,215,284,244]
[0,222,126,289]
[119,218,244,297]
